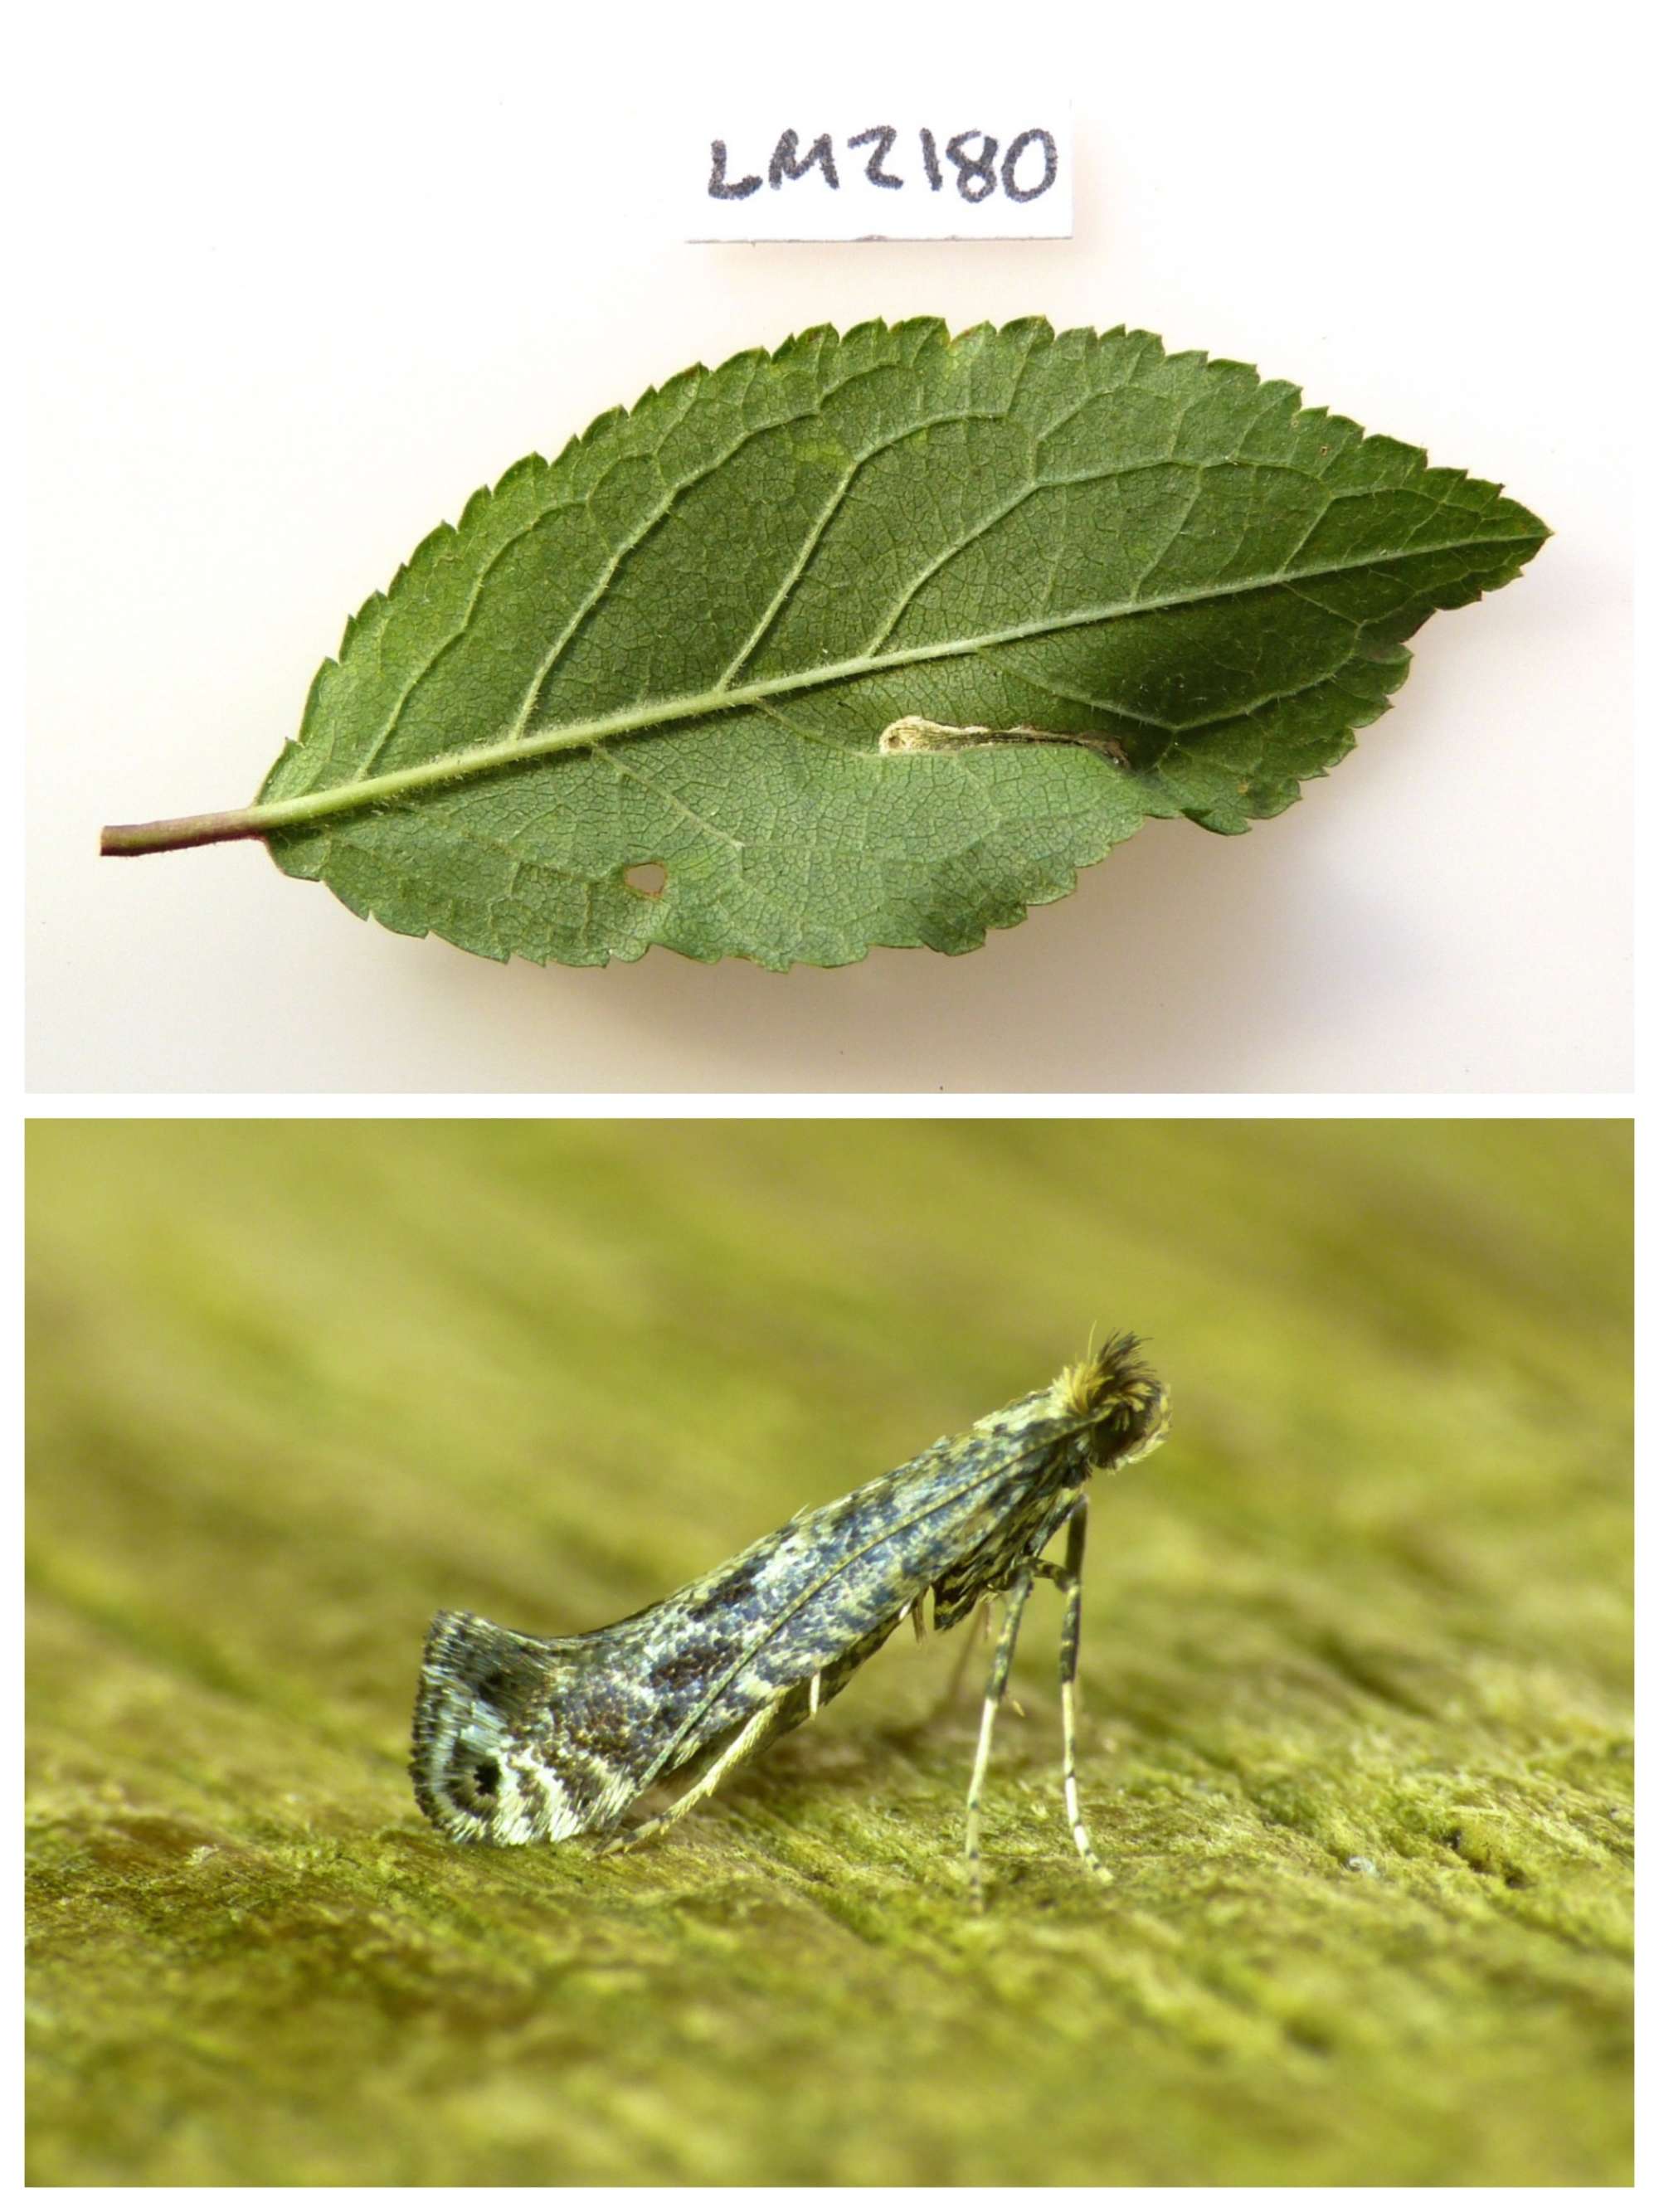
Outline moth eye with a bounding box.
[474,1757,501,1796]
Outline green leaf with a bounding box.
[101,320,1547,969]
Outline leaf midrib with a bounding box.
[260,526,1538,843]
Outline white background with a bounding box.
[26,2,1633,1094]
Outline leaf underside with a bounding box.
[260,320,1546,969]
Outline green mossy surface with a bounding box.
[27,1120,1632,2185]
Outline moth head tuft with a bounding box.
[1055,1333,1170,1471]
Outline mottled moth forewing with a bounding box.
[412,1337,1169,1900]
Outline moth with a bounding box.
[411,1336,1170,1903]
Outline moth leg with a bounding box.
[1036,1501,1112,1887]
[599,1694,790,1856]
[934,1596,993,1716]
[963,1573,1035,1910]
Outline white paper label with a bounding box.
[687,107,1073,241]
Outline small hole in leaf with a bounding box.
[624,861,668,898]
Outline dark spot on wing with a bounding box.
[562,1692,644,1771]
[684,1553,766,1621]
[445,1748,503,1815]
[649,1642,718,1696]
[458,1636,562,1723]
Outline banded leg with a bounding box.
[934,1596,994,1717]
[1036,1500,1112,1886]
[599,1693,789,1855]
[963,1573,1035,1909]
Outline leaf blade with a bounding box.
[252,319,1547,966]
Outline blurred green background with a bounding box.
[27,1118,1632,2185]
